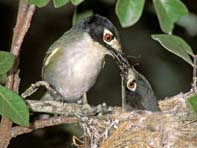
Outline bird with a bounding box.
[111,49,160,111]
[123,67,160,112]
[41,14,125,105]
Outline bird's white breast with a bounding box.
[43,32,109,101]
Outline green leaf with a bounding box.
[28,0,50,7]
[115,0,145,28]
[0,74,7,85]
[151,34,193,66]
[72,10,93,25]
[188,95,197,117]
[153,0,188,33]
[71,0,84,6]
[0,85,29,126]
[53,0,69,8]
[0,51,15,75]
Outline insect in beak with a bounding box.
[111,49,131,76]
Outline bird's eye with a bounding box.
[104,33,113,42]
[127,80,137,91]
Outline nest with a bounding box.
[77,92,197,148]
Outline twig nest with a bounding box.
[81,92,197,148]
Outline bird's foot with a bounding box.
[82,103,93,116]
[80,103,113,117]
[93,102,113,115]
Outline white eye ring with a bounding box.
[127,80,137,91]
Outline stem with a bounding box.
[192,55,197,94]
[11,0,28,51]
[0,0,35,147]
[121,75,126,112]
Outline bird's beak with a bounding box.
[107,38,130,76]
[110,48,130,76]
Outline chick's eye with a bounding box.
[104,33,113,42]
[127,80,137,91]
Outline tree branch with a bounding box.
[26,100,85,116]
[0,1,36,147]
[11,116,78,138]
[11,0,28,51]
[11,0,35,58]
[26,99,112,116]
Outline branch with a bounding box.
[21,81,60,98]
[0,90,194,148]
[11,1,36,57]
[11,116,78,138]
[10,99,111,138]
[0,1,36,147]
[7,1,35,90]
[11,0,28,51]
[26,100,85,115]
[26,100,112,116]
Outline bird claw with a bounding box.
[81,102,113,116]
[92,103,113,115]
[82,103,93,115]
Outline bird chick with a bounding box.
[113,51,160,111]
[123,68,160,112]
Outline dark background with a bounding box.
[0,0,196,147]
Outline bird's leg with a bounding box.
[121,75,126,112]
[83,93,88,105]
[82,93,92,114]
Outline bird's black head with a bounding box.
[73,14,120,47]
[125,68,160,112]
[72,14,126,63]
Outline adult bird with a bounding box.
[41,14,124,104]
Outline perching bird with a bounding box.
[123,67,160,112]
[41,14,124,104]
